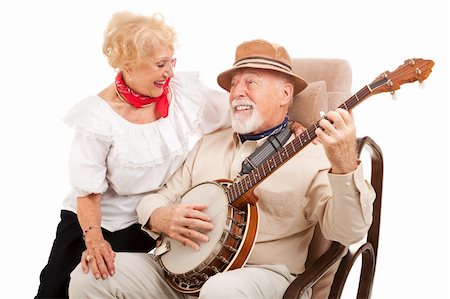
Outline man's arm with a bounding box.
[310,108,375,244]
[137,140,214,250]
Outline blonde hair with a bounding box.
[102,11,177,70]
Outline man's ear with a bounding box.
[280,82,294,106]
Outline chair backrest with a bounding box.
[288,58,353,298]
[289,58,352,127]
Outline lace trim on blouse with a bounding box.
[63,72,207,168]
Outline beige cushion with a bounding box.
[288,81,328,127]
[288,58,352,298]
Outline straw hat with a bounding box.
[217,39,308,95]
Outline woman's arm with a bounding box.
[77,194,116,279]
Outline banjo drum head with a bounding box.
[160,181,230,274]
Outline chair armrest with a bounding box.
[328,136,382,298]
[356,136,383,260]
[283,242,346,299]
[330,242,376,298]
[284,136,383,299]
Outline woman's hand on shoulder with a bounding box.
[291,121,307,137]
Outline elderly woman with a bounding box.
[35,11,229,298]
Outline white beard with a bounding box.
[230,99,264,134]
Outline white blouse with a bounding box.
[62,72,230,231]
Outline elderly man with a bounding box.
[69,39,375,299]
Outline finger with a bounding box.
[326,110,345,130]
[333,109,356,140]
[185,205,212,222]
[80,252,89,274]
[181,226,210,243]
[291,122,306,137]
[177,234,201,251]
[103,251,116,276]
[94,252,110,279]
[336,108,354,126]
[88,256,101,279]
[184,217,214,232]
[190,203,209,212]
[294,127,306,137]
[315,127,333,144]
[318,118,336,135]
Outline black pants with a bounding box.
[35,210,156,299]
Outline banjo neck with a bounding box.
[227,89,370,209]
[227,58,435,210]
[227,89,364,210]
[227,123,319,210]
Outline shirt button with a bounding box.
[345,182,351,187]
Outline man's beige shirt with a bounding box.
[138,127,375,274]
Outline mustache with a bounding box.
[231,98,255,109]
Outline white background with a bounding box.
[1,0,449,298]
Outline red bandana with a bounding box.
[115,72,171,117]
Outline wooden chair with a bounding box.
[284,59,384,298]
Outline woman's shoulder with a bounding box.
[63,95,113,141]
[170,71,223,98]
[165,71,208,134]
[170,71,230,134]
[171,71,202,85]
[171,71,224,102]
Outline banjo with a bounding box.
[154,58,434,294]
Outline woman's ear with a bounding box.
[122,66,134,82]
[123,65,132,74]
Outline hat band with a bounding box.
[234,56,292,72]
